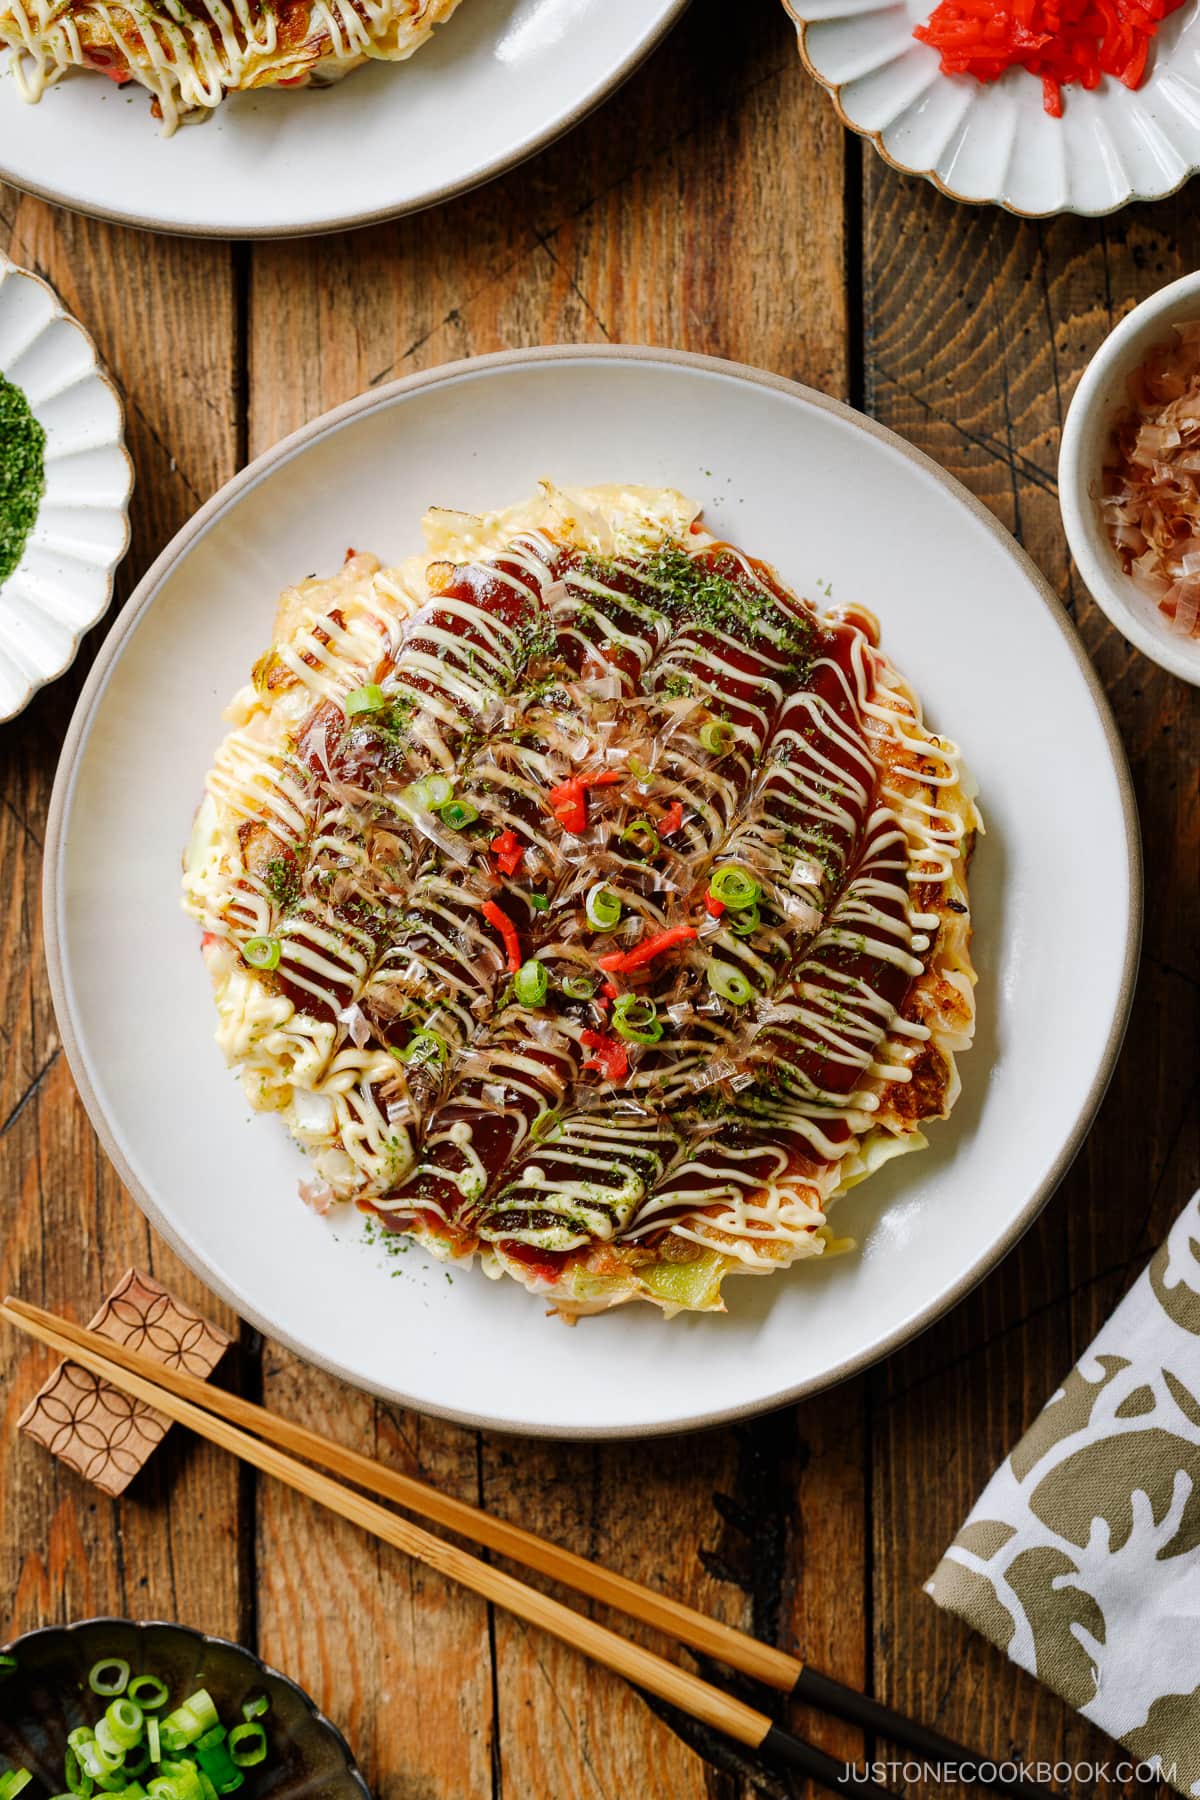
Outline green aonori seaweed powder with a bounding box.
[0,372,45,586]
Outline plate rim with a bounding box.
[0,0,692,240]
[42,342,1143,1438]
[780,0,1200,218]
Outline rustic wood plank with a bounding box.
[861,163,1200,1798]
[0,192,244,1645]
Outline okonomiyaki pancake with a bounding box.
[183,482,981,1318]
[0,0,464,132]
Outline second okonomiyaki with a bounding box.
[183,482,980,1318]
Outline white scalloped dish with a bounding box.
[0,256,132,721]
[785,0,1200,215]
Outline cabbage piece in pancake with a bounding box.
[0,0,465,133]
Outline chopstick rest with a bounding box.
[17,1269,230,1495]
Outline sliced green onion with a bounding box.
[529,892,549,911]
[128,1678,170,1714]
[184,1692,219,1735]
[611,994,663,1045]
[195,1731,226,1754]
[193,1745,241,1796]
[158,1767,201,1800]
[122,1746,151,1781]
[106,1699,144,1749]
[195,1776,218,1800]
[706,959,754,1006]
[438,800,478,831]
[0,1654,16,1677]
[343,683,385,716]
[240,1698,268,1723]
[729,904,760,938]
[227,1726,267,1771]
[0,1773,32,1800]
[531,1109,562,1143]
[514,959,548,1008]
[619,819,659,856]
[585,882,622,932]
[94,1720,125,1760]
[64,1748,93,1798]
[157,1765,203,1800]
[708,865,760,911]
[561,975,595,1001]
[242,935,281,972]
[162,1692,218,1750]
[89,1661,131,1698]
[78,1741,122,1780]
[424,774,455,810]
[146,1782,182,1800]
[145,1721,161,1767]
[699,720,736,756]
[396,1028,445,1068]
[67,1732,96,1755]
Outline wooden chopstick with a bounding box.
[5,1299,1056,1800]
[1,1297,900,1800]
[4,1297,794,1681]
[3,1298,1059,1800]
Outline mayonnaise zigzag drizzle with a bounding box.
[183,483,981,1316]
[0,0,464,134]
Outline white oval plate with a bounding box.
[0,256,132,721]
[0,0,686,238]
[785,0,1200,215]
[45,347,1139,1438]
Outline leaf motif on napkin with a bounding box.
[1151,1226,1200,1336]
[1029,1430,1200,1561]
[1011,1355,1128,1480]
[1005,1546,1105,1710]
[1124,1686,1200,1796]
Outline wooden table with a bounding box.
[2,3,1196,1794]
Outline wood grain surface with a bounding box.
[0,2,1196,1796]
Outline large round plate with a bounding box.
[45,347,1140,1438]
[0,0,686,237]
[784,0,1200,215]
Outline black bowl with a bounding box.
[0,1619,371,1799]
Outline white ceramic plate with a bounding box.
[0,256,131,722]
[785,0,1200,215]
[45,347,1139,1438]
[0,0,686,238]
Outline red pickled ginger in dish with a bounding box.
[913,0,1186,116]
[1101,319,1200,641]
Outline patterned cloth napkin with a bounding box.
[928,1191,1200,1796]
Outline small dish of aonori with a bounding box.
[45,348,1137,1435]
[183,483,981,1318]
